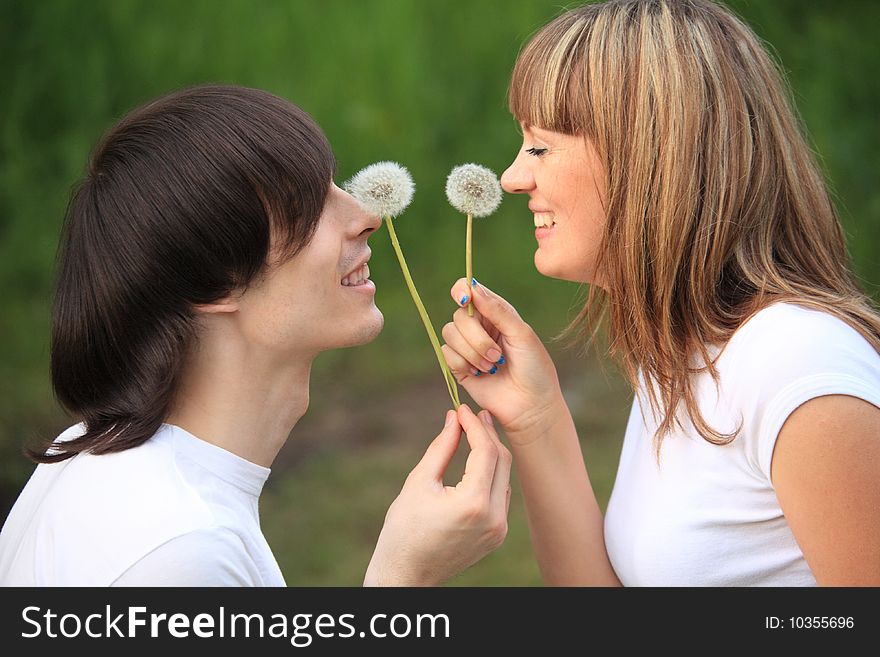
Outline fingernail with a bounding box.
[444,410,454,427]
[481,411,493,426]
[489,365,498,375]
[471,277,478,287]
[496,355,506,365]
[487,348,502,362]
[474,370,482,377]
[460,295,469,306]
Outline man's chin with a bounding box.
[342,310,385,348]
[361,312,385,344]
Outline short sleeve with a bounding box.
[727,305,880,484]
[718,302,880,485]
[757,373,880,483]
[110,527,262,587]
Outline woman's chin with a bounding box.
[534,252,574,282]
[534,250,553,277]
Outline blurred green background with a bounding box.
[1,0,878,585]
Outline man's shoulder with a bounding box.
[110,526,263,586]
[24,427,219,584]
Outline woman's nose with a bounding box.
[500,156,534,194]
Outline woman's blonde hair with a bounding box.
[509,0,880,449]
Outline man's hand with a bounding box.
[364,405,512,586]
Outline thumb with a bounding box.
[451,278,529,340]
[412,410,462,481]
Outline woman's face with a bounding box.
[501,124,607,286]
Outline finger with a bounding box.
[481,411,513,516]
[452,277,475,309]
[442,321,496,374]
[457,404,501,496]
[451,278,528,341]
[451,278,502,343]
[441,344,480,382]
[452,307,505,371]
[413,410,463,482]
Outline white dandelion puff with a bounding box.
[344,161,415,218]
[344,160,460,408]
[445,163,502,218]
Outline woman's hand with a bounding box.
[441,278,566,441]
[364,405,512,586]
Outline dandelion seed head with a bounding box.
[344,161,415,218]
[445,163,503,217]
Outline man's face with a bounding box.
[234,184,385,356]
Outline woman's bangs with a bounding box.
[509,18,592,135]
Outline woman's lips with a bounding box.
[533,209,556,240]
[535,224,555,240]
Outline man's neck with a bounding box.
[166,343,313,468]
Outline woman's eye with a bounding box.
[525,147,548,157]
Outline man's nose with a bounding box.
[501,156,534,194]
[357,204,383,236]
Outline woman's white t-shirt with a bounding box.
[604,302,880,586]
[0,423,285,586]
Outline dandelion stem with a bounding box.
[384,216,461,409]
[466,213,474,317]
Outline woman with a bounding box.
[0,85,511,586]
[442,0,880,585]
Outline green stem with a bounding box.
[466,213,474,317]
[384,216,461,409]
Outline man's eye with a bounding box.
[525,147,548,157]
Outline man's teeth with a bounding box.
[342,263,370,286]
[534,213,556,228]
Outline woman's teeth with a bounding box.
[342,262,370,287]
[534,213,556,228]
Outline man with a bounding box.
[0,85,511,586]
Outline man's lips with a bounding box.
[341,250,371,280]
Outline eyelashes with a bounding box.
[525,147,548,157]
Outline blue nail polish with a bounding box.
[496,355,506,365]
[474,370,482,377]
[471,277,478,287]
[489,365,498,375]
[460,295,469,305]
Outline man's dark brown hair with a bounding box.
[33,84,335,462]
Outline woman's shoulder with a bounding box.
[721,301,880,372]
[734,301,870,339]
[709,301,880,426]
[710,302,880,483]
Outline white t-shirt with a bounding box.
[0,423,286,586]
[604,302,880,586]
